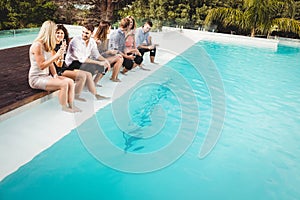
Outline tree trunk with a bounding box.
[99,0,120,22]
[100,0,107,20]
[251,27,255,37]
[106,0,114,21]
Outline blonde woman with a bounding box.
[28,20,81,113]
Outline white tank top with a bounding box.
[28,42,51,79]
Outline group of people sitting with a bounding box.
[28,17,158,113]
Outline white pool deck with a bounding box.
[0,27,287,181]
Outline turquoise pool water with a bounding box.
[0,26,80,50]
[0,29,39,50]
[1,41,300,199]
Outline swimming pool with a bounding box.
[0,25,82,50]
[0,30,38,50]
[1,38,300,199]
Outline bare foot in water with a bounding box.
[71,105,82,112]
[110,77,121,82]
[75,95,87,102]
[95,94,110,100]
[62,105,76,113]
[139,66,151,71]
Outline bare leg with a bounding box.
[94,73,103,86]
[57,81,69,109]
[45,77,78,113]
[150,56,155,63]
[85,72,97,94]
[62,70,87,102]
[74,71,86,95]
[132,63,138,69]
[107,55,123,81]
[65,77,81,112]
[111,57,123,81]
[84,71,110,100]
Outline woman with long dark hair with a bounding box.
[53,24,105,101]
[94,20,123,82]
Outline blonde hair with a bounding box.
[34,20,57,52]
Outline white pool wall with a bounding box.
[162,27,279,50]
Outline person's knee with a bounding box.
[150,48,156,57]
[134,56,143,65]
[65,78,74,87]
[123,58,134,70]
[138,48,146,56]
[77,72,87,81]
[60,79,69,90]
[118,56,124,63]
[85,71,93,79]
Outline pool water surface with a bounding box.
[0,41,300,200]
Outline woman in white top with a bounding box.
[28,20,80,113]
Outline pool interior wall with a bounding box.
[0,27,298,182]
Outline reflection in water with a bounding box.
[122,132,143,152]
[122,81,172,152]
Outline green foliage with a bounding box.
[117,0,247,28]
[204,0,300,37]
[192,5,209,26]
[272,17,300,35]
[1,0,300,38]
[295,1,300,20]
[0,0,57,30]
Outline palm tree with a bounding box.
[272,18,300,36]
[270,0,300,36]
[204,7,246,33]
[204,0,300,37]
